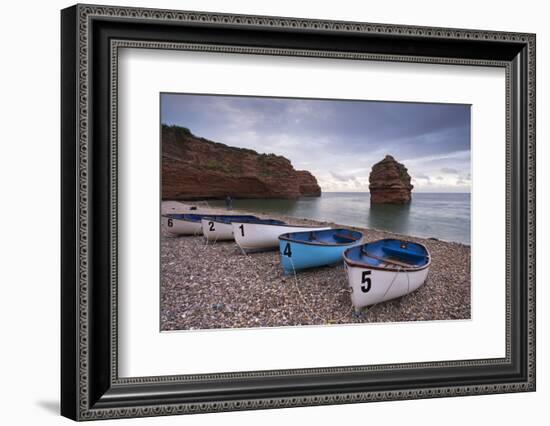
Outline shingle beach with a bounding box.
[160,202,471,331]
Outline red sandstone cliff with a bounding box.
[369,155,413,204]
[162,125,321,200]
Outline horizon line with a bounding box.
[321,191,471,194]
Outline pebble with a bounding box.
[160,208,471,331]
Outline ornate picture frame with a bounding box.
[61,4,535,421]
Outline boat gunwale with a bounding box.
[162,214,216,223]
[278,229,364,247]
[232,222,331,229]
[161,217,203,224]
[343,238,432,272]
[162,214,257,224]
[200,216,260,226]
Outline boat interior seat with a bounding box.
[381,246,426,261]
[333,233,360,242]
[306,231,333,244]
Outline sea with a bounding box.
[208,192,471,245]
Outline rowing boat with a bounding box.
[200,215,259,241]
[161,213,213,235]
[278,228,363,273]
[343,239,431,311]
[233,221,331,252]
[162,214,254,236]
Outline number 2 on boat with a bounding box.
[361,270,372,293]
[208,221,215,231]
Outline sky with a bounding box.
[161,93,471,193]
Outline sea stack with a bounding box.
[369,155,413,204]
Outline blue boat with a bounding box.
[278,228,363,273]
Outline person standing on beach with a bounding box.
[225,195,233,210]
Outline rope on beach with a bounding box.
[237,245,352,324]
[199,200,218,248]
[286,254,410,323]
[203,231,219,248]
[196,199,230,249]
[236,245,286,325]
[287,256,353,324]
[187,236,218,275]
[360,269,407,317]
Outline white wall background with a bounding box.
[0,0,546,424]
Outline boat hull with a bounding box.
[279,241,355,273]
[161,216,202,235]
[344,262,429,310]
[201,218,234,241]
[233,223,331,251]
[278,229,363,273]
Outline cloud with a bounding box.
[414,174,431,181]
[441,167,459,174]
[405,151,470,165]
[456,173,472,185]
[161,93,471,193]
[329,171,358,182]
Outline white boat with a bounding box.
[233,221,331,251]
[161,214,210,236]
[200,215,258,241]
[343,239,431,311]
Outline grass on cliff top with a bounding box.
[162,124,257,155]
[162,124,292,177]
[162,124,288,160]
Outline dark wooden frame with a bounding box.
[61,4,536,421]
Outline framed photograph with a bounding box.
[61,4,536,421]
[158,93,472,330]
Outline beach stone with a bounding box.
[369,155,413,204]
[160,203,470,331]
